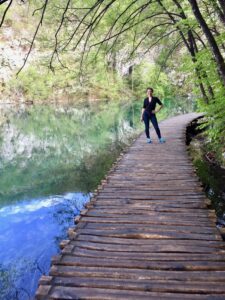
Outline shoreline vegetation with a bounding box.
[187,117,225,222]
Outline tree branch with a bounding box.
[0,0,12,28]
[17,0,49,75]
[90,12,174,48]
[0,0,10,5]
[130,22,174,58]
[144,29,178,54]
[50,0,72,71]
[61,0,104,51]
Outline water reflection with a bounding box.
[0,101,140,203]
[0,100,141,299]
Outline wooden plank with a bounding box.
[96,195,207,200]
[75,228,222,241]
[93,201,207,208]
[91,206,210,212]
[83,222,219,235]
[97,192,204,196]
[74,234,224,248]
[49,265,225,282]
[71,247,225,261]
[57,255,225,271]
[78,216,215,227]
[69,240,224,253]
[94,198,207,203]
[37,285,225,299]
[84,209,213,218]
[101,186,202,191]
[48,276,225,294]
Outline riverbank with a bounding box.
[187,116,225,226]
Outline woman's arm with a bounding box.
[141,99,146,121]
[152,104,163,114]
[152,97,164,113]
[140,108,145,121]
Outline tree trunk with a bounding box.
[212,1,225,27]
[188,0,225,86]
[157,0,210,103]
[217,0,225,21]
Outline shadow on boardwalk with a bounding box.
[36,113,225,300]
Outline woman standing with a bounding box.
[141,87,166,143]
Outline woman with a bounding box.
[141,87,166,143]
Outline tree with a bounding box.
[188,0,225,85]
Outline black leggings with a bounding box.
[143,111,161,139]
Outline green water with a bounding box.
[0,99,142,204]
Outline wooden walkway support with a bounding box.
[36,113,225,299]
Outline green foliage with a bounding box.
[179,45,225,163]
[8,67,54,101]
[197,85,225,164]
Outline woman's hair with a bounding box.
[146,87,154,93]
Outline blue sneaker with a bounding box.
[146,138,152,143]
[159,137,166,143]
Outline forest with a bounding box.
[1,1,225,299]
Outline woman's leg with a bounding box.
[150,114,161,139]
[143,112,150,139]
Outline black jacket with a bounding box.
[143,96,162,115]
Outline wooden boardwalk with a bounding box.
[36,113,225,299]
